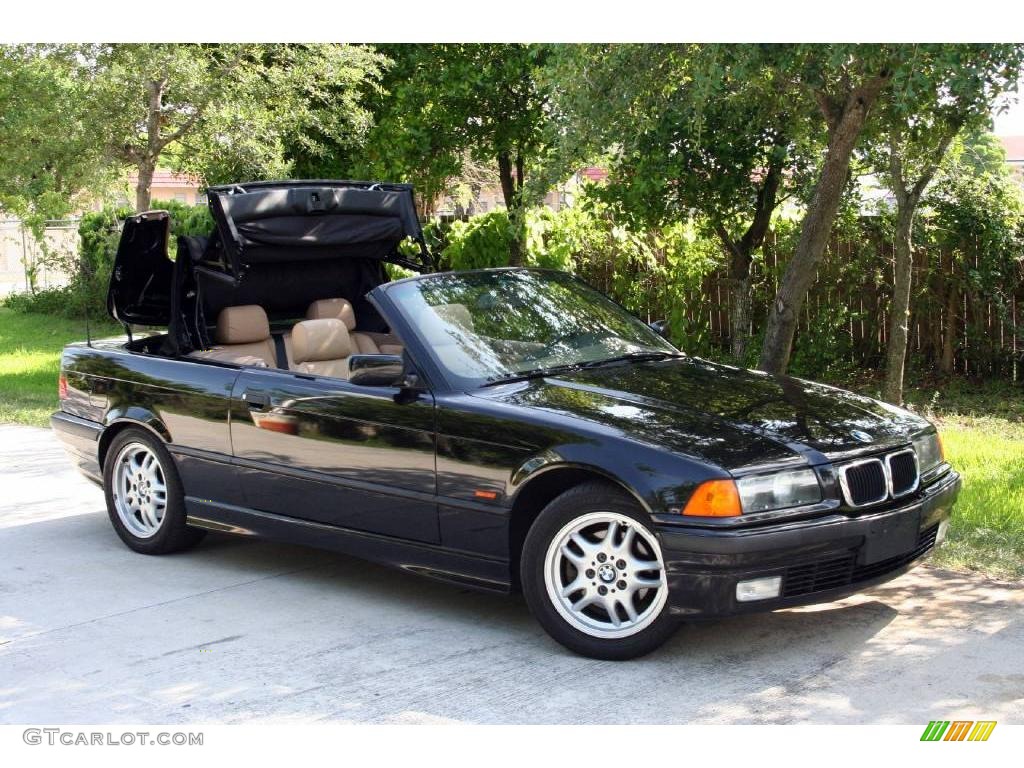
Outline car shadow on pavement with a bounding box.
[2,509,1022,724]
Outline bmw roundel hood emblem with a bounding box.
[850,429,874,444]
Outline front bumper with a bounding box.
[656,469,961,618]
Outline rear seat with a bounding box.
[291,319,352,379]
[306,298,404,356]
[189,305,278,368]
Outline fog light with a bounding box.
[936,519,950,547]
[736,576,782,602]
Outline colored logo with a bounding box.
[920,720,997,742]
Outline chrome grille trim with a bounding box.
[837,447,921,508]
[886,448,920,498]
[837,457,888,507]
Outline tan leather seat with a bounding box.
[306,298,403,356]
[291,318,353,379]
[190,305,277,367]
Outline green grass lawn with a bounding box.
[929,415,1024,579]
[0,306,1020,579]
[0,307,119,427]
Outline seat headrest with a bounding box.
[434,303,474,331]
[306,298,356,331]
[216,305,270,345]
[292,319,352,364]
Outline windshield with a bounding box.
[385,269,678,389]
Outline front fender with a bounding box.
[509,439,728,517]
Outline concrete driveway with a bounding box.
[1,423,1022,724]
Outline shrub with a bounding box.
[2,286,77,316]
[78,204,133,286]
[3,200,214,319]
[441,210,516,271]
[432,197,726,354]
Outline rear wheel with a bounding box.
[103,428,205,555]
[521,481,678,659]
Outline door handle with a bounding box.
[242,390,270,410]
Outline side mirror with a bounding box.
[649,319,670,339]
[348,354,410,388]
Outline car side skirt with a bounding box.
[184,497,513,593]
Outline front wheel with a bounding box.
[521,482,678,659]
[103,427,205,555]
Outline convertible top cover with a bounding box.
[107,180,433,355]
[207,180,429,269]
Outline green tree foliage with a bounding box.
[867,45,1024,402]
[350,44,551,265]
[0,46,111,238]
[1,44,384,214]
[437,191,721,352]
[543,44,820,360]
[923,132,1024,378]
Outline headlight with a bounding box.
[913,432,944,472]
[736,468,822,513]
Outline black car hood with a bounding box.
[473,356,930,471]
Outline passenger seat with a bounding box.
[291,319,353,379]
[189,305,278,368]
[306,298,403,356]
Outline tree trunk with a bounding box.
[758,75,889,374]
[135,159,155,212]
[729,273,753,359]
[497,151,525,267]
[880,125,955,404]
[928,254,944,364]
[882,203,915,404]
[134,78,167,213]
[940,281,958,374]
[712,229,754,362]
[717,158,784,362]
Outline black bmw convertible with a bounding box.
[52,180,961,659]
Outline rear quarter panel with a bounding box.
[60,340,241,502]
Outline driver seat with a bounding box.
[306,298,403,356]
[291,319,353,379]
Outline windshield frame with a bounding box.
[371,267,680,392]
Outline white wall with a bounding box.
[0,219,80,296]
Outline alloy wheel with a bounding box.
[543,511,668,639]
[111,441,168,539]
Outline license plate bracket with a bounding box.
[859,509,921,565]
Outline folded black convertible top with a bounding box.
[107,180,434,354]
[206,180,431,276]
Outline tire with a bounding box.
[520,481,679,660]
[102,427,205,555]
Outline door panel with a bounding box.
[229,368,439,543]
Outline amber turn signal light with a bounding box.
[681,479,742,517]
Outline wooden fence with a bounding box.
[579,231,1023,382]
